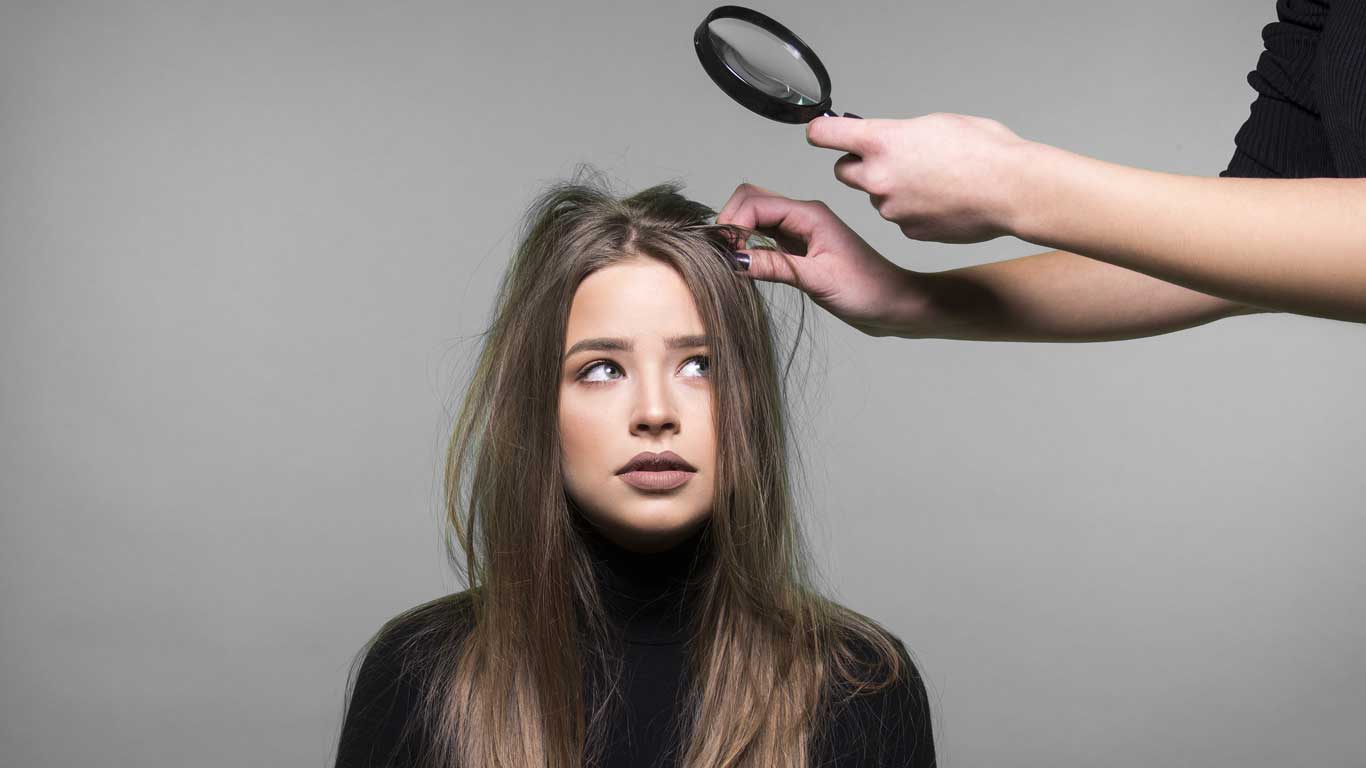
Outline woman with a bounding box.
[332,169,936,768]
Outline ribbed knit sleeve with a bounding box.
[1316,0,1366,175]
[1222,0,1366,178]
[1223,0,1334,177]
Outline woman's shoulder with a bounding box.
[815,615,938,767]
[348,588,481,683]
[366,588,481,657]
[827,622,932,711]
[334,590,480,768]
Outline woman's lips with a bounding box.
[618,469,695,491]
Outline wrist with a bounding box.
[1001,139,1074,244]
[881,267,939,339]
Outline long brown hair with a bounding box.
[339,165,921,768]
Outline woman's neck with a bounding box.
[576,513,711,645]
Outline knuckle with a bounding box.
[866,129,889,155]
[863,169,886,195]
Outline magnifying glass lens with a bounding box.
[705,17,823,106]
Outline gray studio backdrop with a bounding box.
[3,1,1362,766]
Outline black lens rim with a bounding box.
[694,5,833,124]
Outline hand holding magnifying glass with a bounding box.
[695,5,1037,247]
[695,5,1056,341]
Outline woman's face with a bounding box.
[559,255,716,554]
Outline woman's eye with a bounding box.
[580,361,623,383]
[681,355,710,378]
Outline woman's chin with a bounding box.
[592,510,710,553]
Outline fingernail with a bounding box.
[729,251,750,271]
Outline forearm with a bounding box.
[1010,142,1366,323]
[894,249,1270,342]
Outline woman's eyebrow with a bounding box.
[563,334,711,360]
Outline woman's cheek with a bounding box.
[558,407,598,479]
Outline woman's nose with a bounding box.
[630,373,679,434]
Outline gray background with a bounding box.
[3,1,1362,766]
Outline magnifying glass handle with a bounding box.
[822,109,862,119]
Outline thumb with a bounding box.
[735,248,804,287]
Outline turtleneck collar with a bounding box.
[574,513,711,646]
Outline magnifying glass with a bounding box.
[694,5,861,124]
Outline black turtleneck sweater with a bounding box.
[1222,0,1366,178]
[333,519,936,767]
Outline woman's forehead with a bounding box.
[566,260,704,338]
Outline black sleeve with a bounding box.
[817,635,937,768]
[1315,0,1366,176]
[334,623,426,768]
[1221,0,1336,178]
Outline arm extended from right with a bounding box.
[892,247,1275,343]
